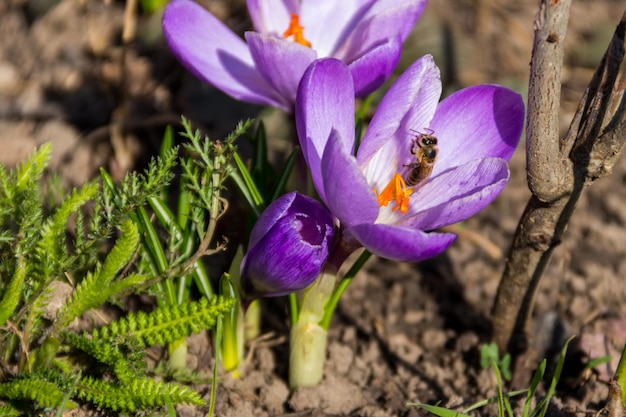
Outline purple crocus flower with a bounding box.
[240,192,334,301]
[295,55,524,262]
[162,0,427,111]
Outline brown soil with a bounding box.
[1,0,625,415]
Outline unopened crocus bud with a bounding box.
[240,192,334,301]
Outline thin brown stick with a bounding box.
[492,0,572,355]
[605,379,623,417]
[492,6,626,360]
[440,225,503,261]
[525,0,573,201]
[5,320,30,373]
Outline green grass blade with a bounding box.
[219,274,240,373]
[252,121,269,197]
[208,316,223,417]
[524,359,546,417]
[253,122,267,173]
[191,257,213,299]
[463,389,527,413]
[320,250,372,330]
[587,355,612,370]
[160,125,174,158]
[136,206,168,275]
[148,197,183,241]
[159,125,175,201]
[99,168,122,205]
[494,363,505,417]
[410,403,472,417]
[147,197,213,300]
[269,146,299,203]
[232,152,264,208]
[538,336,574,417]
[136,206,175,305]
[176,185,192,230]
[504,395,514,417]
[229,169,263,219]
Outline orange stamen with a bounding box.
[373,173,414,214]
[282,14,312,48]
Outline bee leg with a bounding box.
[410,140,420,155]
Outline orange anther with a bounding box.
[373,173,413,214]
[283,14,312,48]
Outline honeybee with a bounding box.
[405,129,438,186]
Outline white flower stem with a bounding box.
[289,268,337,388]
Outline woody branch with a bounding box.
[492,1,626,361]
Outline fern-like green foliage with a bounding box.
[0,146,52,328]
[63,332,144,383]
[0,403,22,416]
[56,220,140,329]
[14,144,51,193]
[0,255,27,328]
[0,121,249,413]
[36,183,99,280]
[180,117,252,211]
[0,144,104,334]
[1,144,49,254]
[98,147,178,231]
[76,376,205,412]
[92,296,235,347]
[0,377,76,409]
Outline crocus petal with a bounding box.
[240,218,330,298]
[403,158,510,230]
[299,0,376,57]
[348,36,402,97]
[335,0,427,63]
[358,55,441,189]
[246,32,318,108]
[296,58,355,200]
[246,0,297,35]
[429,85,524,175]
[346,223,456,262]
[247,192,298,248]
[241,192,334,300]
[321,129,380,227]
[367,0,428,42]
[163,0,286,109]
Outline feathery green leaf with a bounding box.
[92,296,235,347]
[0,377,75,409]
[76,376,205,411]
[15,144,51,193]
[56,220,140,328]
[37,183,99,272]
[0,255,27,327]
